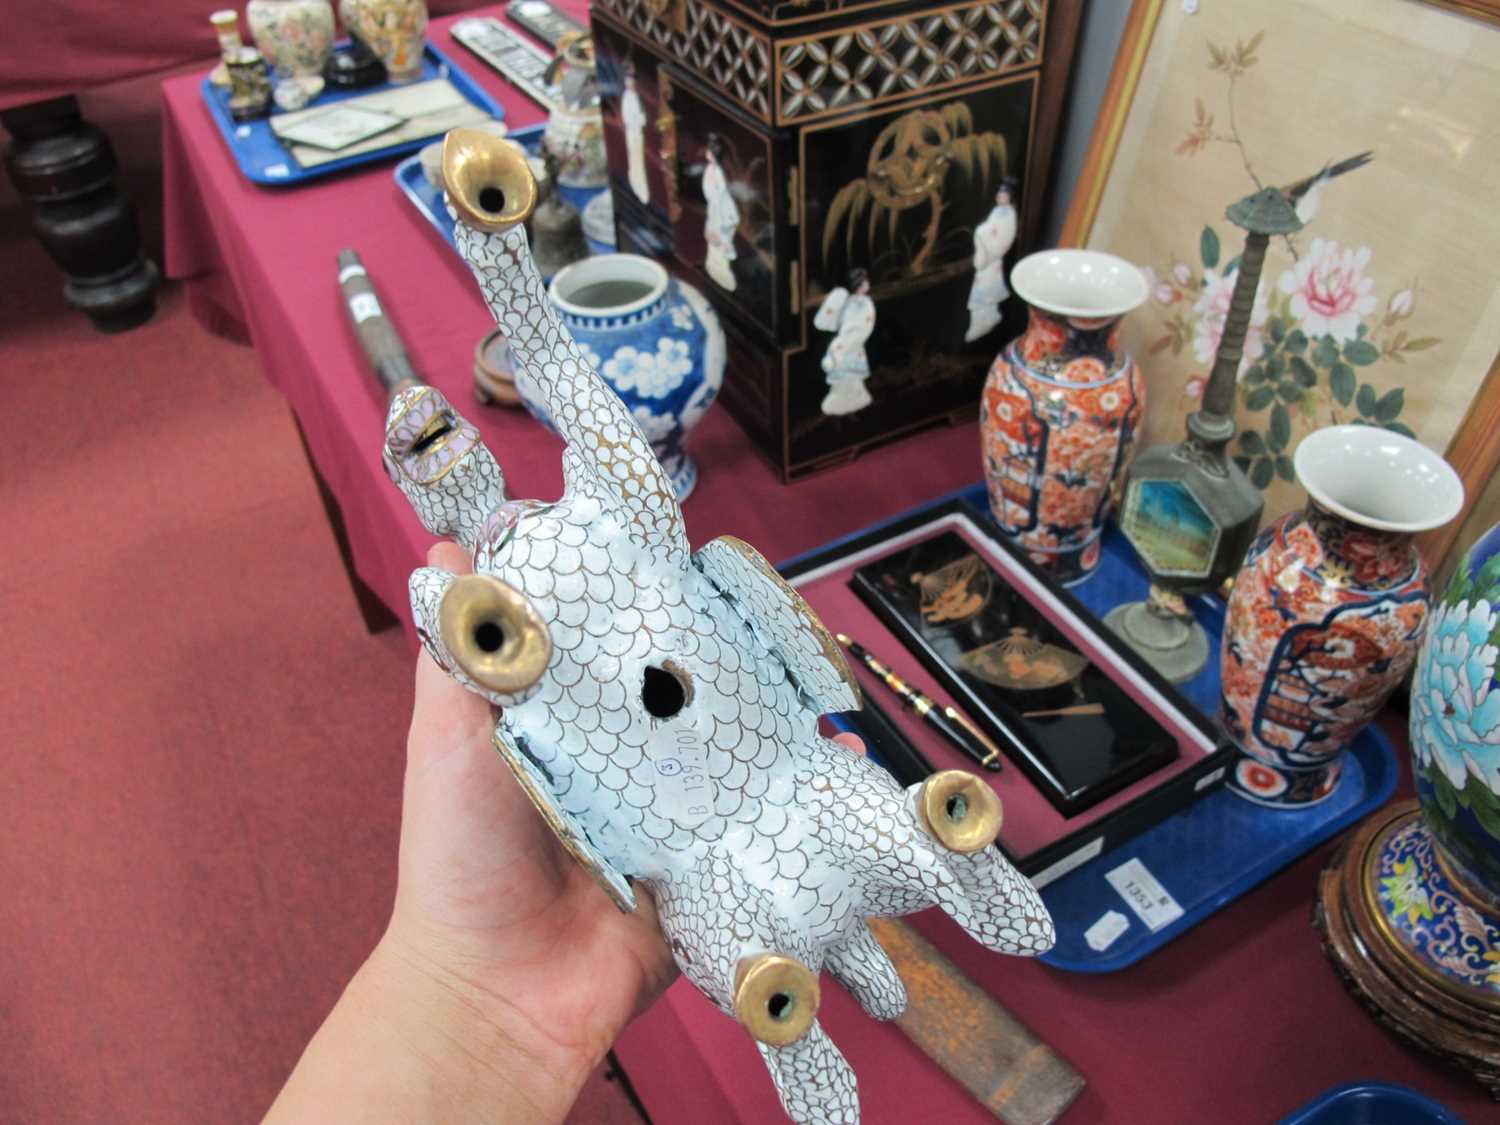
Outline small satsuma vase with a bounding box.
[1362,520,1500,1002]
[1222,425,1463,807]
[980,250,1148,586]
[340,0,428,83]
[539,254,725,500]
[246,0,335,81]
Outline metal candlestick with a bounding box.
[1107,153,1373,681]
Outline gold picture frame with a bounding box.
[1058,0,1500,568]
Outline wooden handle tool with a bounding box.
[867,917,1085,1125]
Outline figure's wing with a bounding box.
[693,536,860,715]
[814,287,849,333]
[493,727,637,912]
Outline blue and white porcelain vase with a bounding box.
[538,253,725,499]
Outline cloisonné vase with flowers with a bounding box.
[980,250,1149,586]
[1222,425,1463,807]
[1355,520,1500,1015]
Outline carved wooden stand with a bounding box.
[2,96,160,332]
[1315,799,1500,1098]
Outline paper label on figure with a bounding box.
[649,726,714,829]
[1084,910,1131,951]
[1105,857,1184,932]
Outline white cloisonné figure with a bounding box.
[621,65,649,204]
[701,132,739,292]
[814,269,876,415]
[965,178,1018,344]
[386,130,1054,1125]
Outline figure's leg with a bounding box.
[824,920,906,1019]
[809,740,1055,957]
[757,1023,859,1125]
[650,861,864,1125]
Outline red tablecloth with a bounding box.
[160,10,1494,1121]
[0,0,483,111]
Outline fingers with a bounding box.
[426,540,471,576]
[408,543,495,771]
[831,731,866,757]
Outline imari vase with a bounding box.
[980,250,1148,586]
[1222,425,1463,807]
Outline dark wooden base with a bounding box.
[2,95,160,333]
[1314,800,1500,1098]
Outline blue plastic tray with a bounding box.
[1277,1081,1462,1125]
[201,41,505,186]
[393,128,605,254]
[806,483,1399,973]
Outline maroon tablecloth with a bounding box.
[0,0,483,111]
[160,11,1493,1121]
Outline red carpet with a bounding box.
[0,222,644,1123]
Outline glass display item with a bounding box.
[376,128,1055,1125]
[979,249,1148,587]
[1221,425,1462,807]
[246,0,334,99]
[1110,154,1372,682]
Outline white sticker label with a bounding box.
[1085,910,1131,951]
[265,163,290,178]
[348,292,382,323]
[1030,836,1103,889]
[1195,766,1227,792]
[649,727,714,828]
[1105,857,1184,932]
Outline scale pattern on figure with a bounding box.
[380,129,1054,1124]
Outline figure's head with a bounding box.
[849,267,870,296]
[997,176,1018,206]
[705,132,727,166]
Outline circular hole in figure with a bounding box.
[946,794,969,823]
[479,185,506,214]
[474,621,506,654]
[767,992,794,1021]
[642,664,688,718]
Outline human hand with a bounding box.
[266,540,865,1124]
[375,541,679,1111]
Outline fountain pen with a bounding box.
[836,634,1003,772]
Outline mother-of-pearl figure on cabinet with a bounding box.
[965,178,1018,343]
[701,132,739,291]
[621,62,649,203]
[815,268,877,415]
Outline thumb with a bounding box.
[408,541,494,770]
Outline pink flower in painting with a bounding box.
[1277,238,1376,342]
[1172,262,1193,286]
[1388,287,1415,319]
[1140,266,1177,306]
[1192,266,1268,375]
[1183,375,1206,401]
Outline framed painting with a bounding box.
[1058,0,1500,566]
